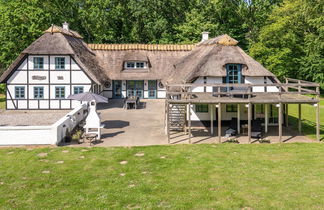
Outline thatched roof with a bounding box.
[166,34,275,84]
[44,24,83,39]
[88,43,195,51]
[0,25,108,84]
[93,49,190,80]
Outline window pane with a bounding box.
[55,57,65,69]
[196,104,208,112]
[34,57,44,69]
[126,62,135,68]
[136,62,144,68]
[55,87,65,98]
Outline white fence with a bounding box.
[0,104,87,145]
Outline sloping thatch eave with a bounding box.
[0,54,27,83]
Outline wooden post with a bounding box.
[265,104,268,133]
[278,103,282,143]
[188,103,191,144]
[167,102,170,144]
[316,103,320,141]
[298,104,301,133]
[218,103,221,143]
[210,104,214,135]
[248,103,251,143]
[316,86,320,141]
[237,104,240,134]
[285,104,289,127]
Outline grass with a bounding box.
[0,94,5,109]
[1,144,324,209]
[288,96,324,140]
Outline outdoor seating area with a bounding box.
[123,96,140,109]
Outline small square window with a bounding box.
[73,86,84,94]
[55,57,65,70]
[33,57,44,69]
[34,87,44,99]
[55,87,65,99]
[196,104,208,113]
[136,62,144,68]
[226,104,237,112]
[15,86,25,99]
[126,62,135,68]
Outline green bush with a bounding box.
[0,84,5,94]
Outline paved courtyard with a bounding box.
[74,99,314,147]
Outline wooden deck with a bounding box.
[167,92,319,104]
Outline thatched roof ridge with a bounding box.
[198,34,238,46]
[88,43,195,51]
[44,25,83,39]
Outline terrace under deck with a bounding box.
[165,78,321,143]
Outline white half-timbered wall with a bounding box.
[6,55,92,109]
[189,76,278,122]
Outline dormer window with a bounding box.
[124,61,147,69]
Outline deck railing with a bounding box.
[166,78,320,101]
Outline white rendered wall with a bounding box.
[0,104,87,145]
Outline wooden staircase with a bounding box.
[168,104,186,131]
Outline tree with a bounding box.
[249,0,323,86]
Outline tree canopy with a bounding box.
[0,0,322,86]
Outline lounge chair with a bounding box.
[251,119,263,139]
[225,118,238,137]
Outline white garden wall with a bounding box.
[0,104,87,145]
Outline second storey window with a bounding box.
[15,86,25,99]
[74,86,84,94]
[34,87,44,99]
[124,61,147,69]
[55,57,65,70]
[55,87,65,99]
[226,64,241,84]
[33,57,44,69]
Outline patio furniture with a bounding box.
[225,118,237,137]
[124,96,140,109]
[251,119,263,140]
[81,133,98,146]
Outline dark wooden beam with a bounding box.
[188,103,192,144]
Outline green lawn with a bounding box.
[0,94,5,109]
[288,97,324,140]
[1,144,324,209]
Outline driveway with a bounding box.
[96,99,167,146]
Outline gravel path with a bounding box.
[0,110,69,126]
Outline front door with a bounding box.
[113,80,122,99]
[148,80,157,99]
[127,80,144,98]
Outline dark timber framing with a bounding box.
[4,54,94,110]
[165,78,321,143]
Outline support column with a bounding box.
[316,103,320,141]
[167,102,170,144]
[210,104,214,135]
[265,104,268,133]
[237,104,240,134]
[188,103,191,144]
[278,103,282,143]
[248,103,251,143]
[285,104,289,127]
[298,104,301,133]
[218,103,221,143]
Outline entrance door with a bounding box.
[148,80,157,99]
[113,80,122,99]
[127,80,144,98]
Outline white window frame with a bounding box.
[124,61,147,69]
[55,57,65,70]
[33,57,44,70]
[34,86,44,99]
[15,86,25,99]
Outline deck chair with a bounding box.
[251,119,263,139]
[225,118,237,137]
